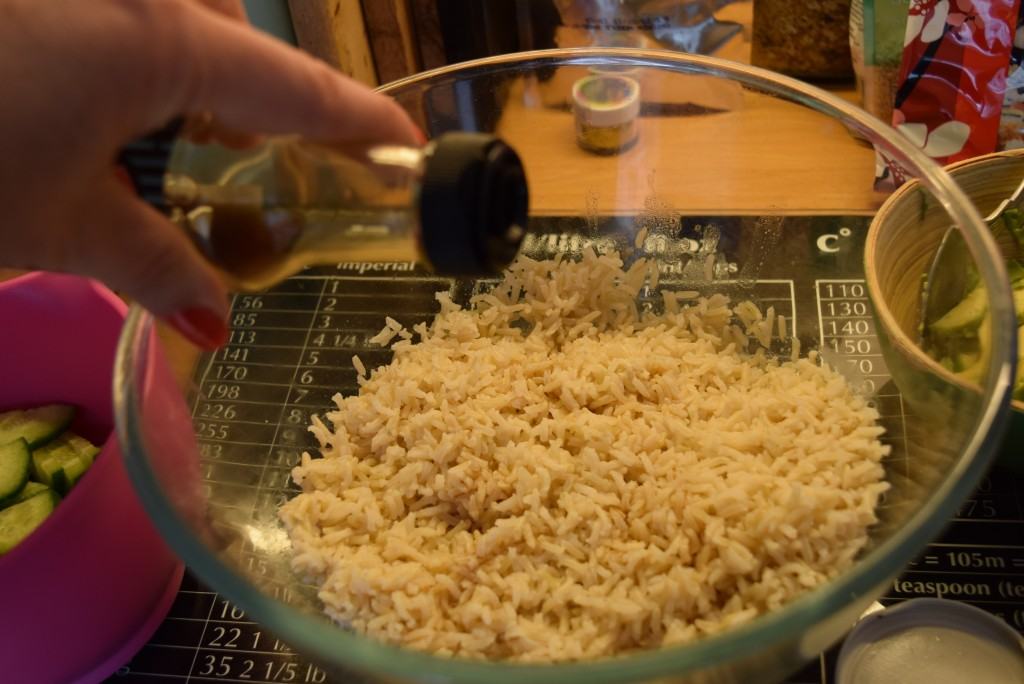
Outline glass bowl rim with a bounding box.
[115,47,1015,683]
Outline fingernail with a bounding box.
[415,126,428,145]
[166,307,228,350]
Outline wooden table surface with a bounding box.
[496,0,882,217]
[496,85,882,216]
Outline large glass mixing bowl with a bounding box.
[114,50,1017,684]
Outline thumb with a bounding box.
[65,175,231,350]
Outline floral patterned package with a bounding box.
[876,0,1021,190]
[999,9,1024,149]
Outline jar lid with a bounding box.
[572,74,640,129]
[836,598,1024,684]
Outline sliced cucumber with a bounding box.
[1007,259,1024,284]
[1002,207,1024,249]
[31,433,98,495]
[931,286,988,337]
[63,434,100,466]
[59,456,90,494]
[31,450,65,494]
[957,313,991,385]
[953,352,980,373]
[5,481,53,507]
[0,439,31,506]
[0,404,75,449]
[1014,289,1024,325]
[0,489,58,554]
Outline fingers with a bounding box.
[182,110,263,149]
[147,1,423,147]
[66,174,230,349]
[193,0,248,22]
[184,0,257,147]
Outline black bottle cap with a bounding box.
[419,132,529,276]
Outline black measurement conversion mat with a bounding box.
[107,217,1024,684]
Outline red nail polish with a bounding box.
[166,308,228,350]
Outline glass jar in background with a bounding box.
[752,0,854,80]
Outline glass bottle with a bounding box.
[164,132,529,291]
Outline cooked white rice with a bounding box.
[279,249,890,662]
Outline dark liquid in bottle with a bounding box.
[193,202,421,290]
[204,204,304,286]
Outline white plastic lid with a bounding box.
[836,599,1024,684]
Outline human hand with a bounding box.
[0,0,423,349]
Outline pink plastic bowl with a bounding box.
[0,272,182,684]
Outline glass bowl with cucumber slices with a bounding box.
[0,272,182,683]
[868,149,1024,472]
